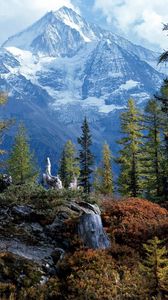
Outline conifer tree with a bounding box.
[117,99,143,197]
[59,149,66,185]
[101,143,114,195]
[0,94,12,159]
[159,24,168,63]
[8,124,38,184]
[155,80,168,199]
[78,117,94,194]
[93,167,102,194]
[59,140,79,188]
[0,93,6,105]
[155,79,168,146]
[140,237,168,298]
[142,100,162,199]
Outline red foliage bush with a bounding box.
[102,198,168,249]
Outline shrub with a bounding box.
[0,252,43,288]
[102,198,168,249]
[0,282,16,300]
[18,278,61,300]
[59,249,145,300]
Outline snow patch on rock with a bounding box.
[120,80,140,91]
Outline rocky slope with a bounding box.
[0,187,168,299]
[0,188,110,271]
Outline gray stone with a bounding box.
[78,213,110,249]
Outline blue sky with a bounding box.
[0,0,168,51]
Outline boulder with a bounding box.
[78,213,110,249]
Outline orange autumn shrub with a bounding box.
[102,198,168,249]
[60,249,146,300]
[0,282,16,300]
[18,278,61,300]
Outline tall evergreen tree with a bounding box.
[159,24,168,63]
[101,143,114,195]
[8,124,38,184]
[78,117,94,194]
[117,99,143,197]
[157,26,168,198]
[155,80,168,199]
[59,149,66,185]
[142,100,162,199]
[59,140,79,188]
[155,80,168,152]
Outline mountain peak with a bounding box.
[53,6,96,42]
[45,6,79,21]
[56,6,78,15]
[2,6,98,56]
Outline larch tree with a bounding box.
[8,123,38,184]
[0,94,12,161]
[59,140,79,188]
[142,99,163,199]
[117,99,143,197]
[78,117,94,194]
[101,143,114,195]
[140,237,168,299]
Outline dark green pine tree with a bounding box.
[117,99,143,197]
[155,80,168,199]
[59,140,79,188]
[158,24,168,63]
[142,100,163,200]
[155,79,168,146]
[78,117,94,194]
[59,148,66,186]
[8,124,38,184]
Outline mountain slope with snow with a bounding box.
[0,6,166,166]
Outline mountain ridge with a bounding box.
[2,6,160,63]
[0,6,166,168]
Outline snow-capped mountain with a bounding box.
[0,6,166,167]
[3,7,101,57]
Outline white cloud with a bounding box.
[0,0,75,19]
[94,0,168,50]
[0,0,76,44]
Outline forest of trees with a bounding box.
[0,80,168,203]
